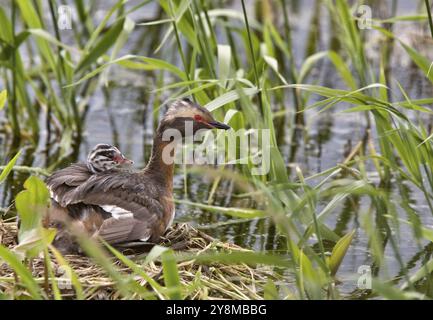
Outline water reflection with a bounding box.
[1,0,433,298]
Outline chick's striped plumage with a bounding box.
[86,143,131,173]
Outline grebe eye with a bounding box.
[194,114,202,121]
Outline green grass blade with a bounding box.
[0,90,7,110]
[0,245,43,299]
[328,230,355,276]
[76,18,125,72]
[0,151,21,184]
[161,250,182,300]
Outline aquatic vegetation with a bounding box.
[1,0,433,300]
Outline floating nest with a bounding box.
[0,220,280,299]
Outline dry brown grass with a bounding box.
[0,220,281,299]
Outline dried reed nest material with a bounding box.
[0,220,16,248]
[0,221,279,299]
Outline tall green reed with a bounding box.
[2,0,433,300]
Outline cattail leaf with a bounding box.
[76,18,125,72]
[0,150,21,184]
[0,89,7,110]
[329,230,356,276]
[161,250,182,300]
[0,245,43,299]
[204,87,259,112]
[217,44,231,88]
[176,199,265,218]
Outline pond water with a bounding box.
[1,0,433,298]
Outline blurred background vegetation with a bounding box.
[1,0,433,299]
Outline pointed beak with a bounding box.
[208,121,231,130]
[122,157,134,165]
[117,154,134,165]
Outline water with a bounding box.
[1,0,433,297]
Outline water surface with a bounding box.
[1,0,433,297]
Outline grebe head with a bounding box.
[160,98,231,136]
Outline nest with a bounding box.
[0,220,280,299]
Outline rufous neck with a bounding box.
[144,126,176,191]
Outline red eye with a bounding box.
[194,114,202,121]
